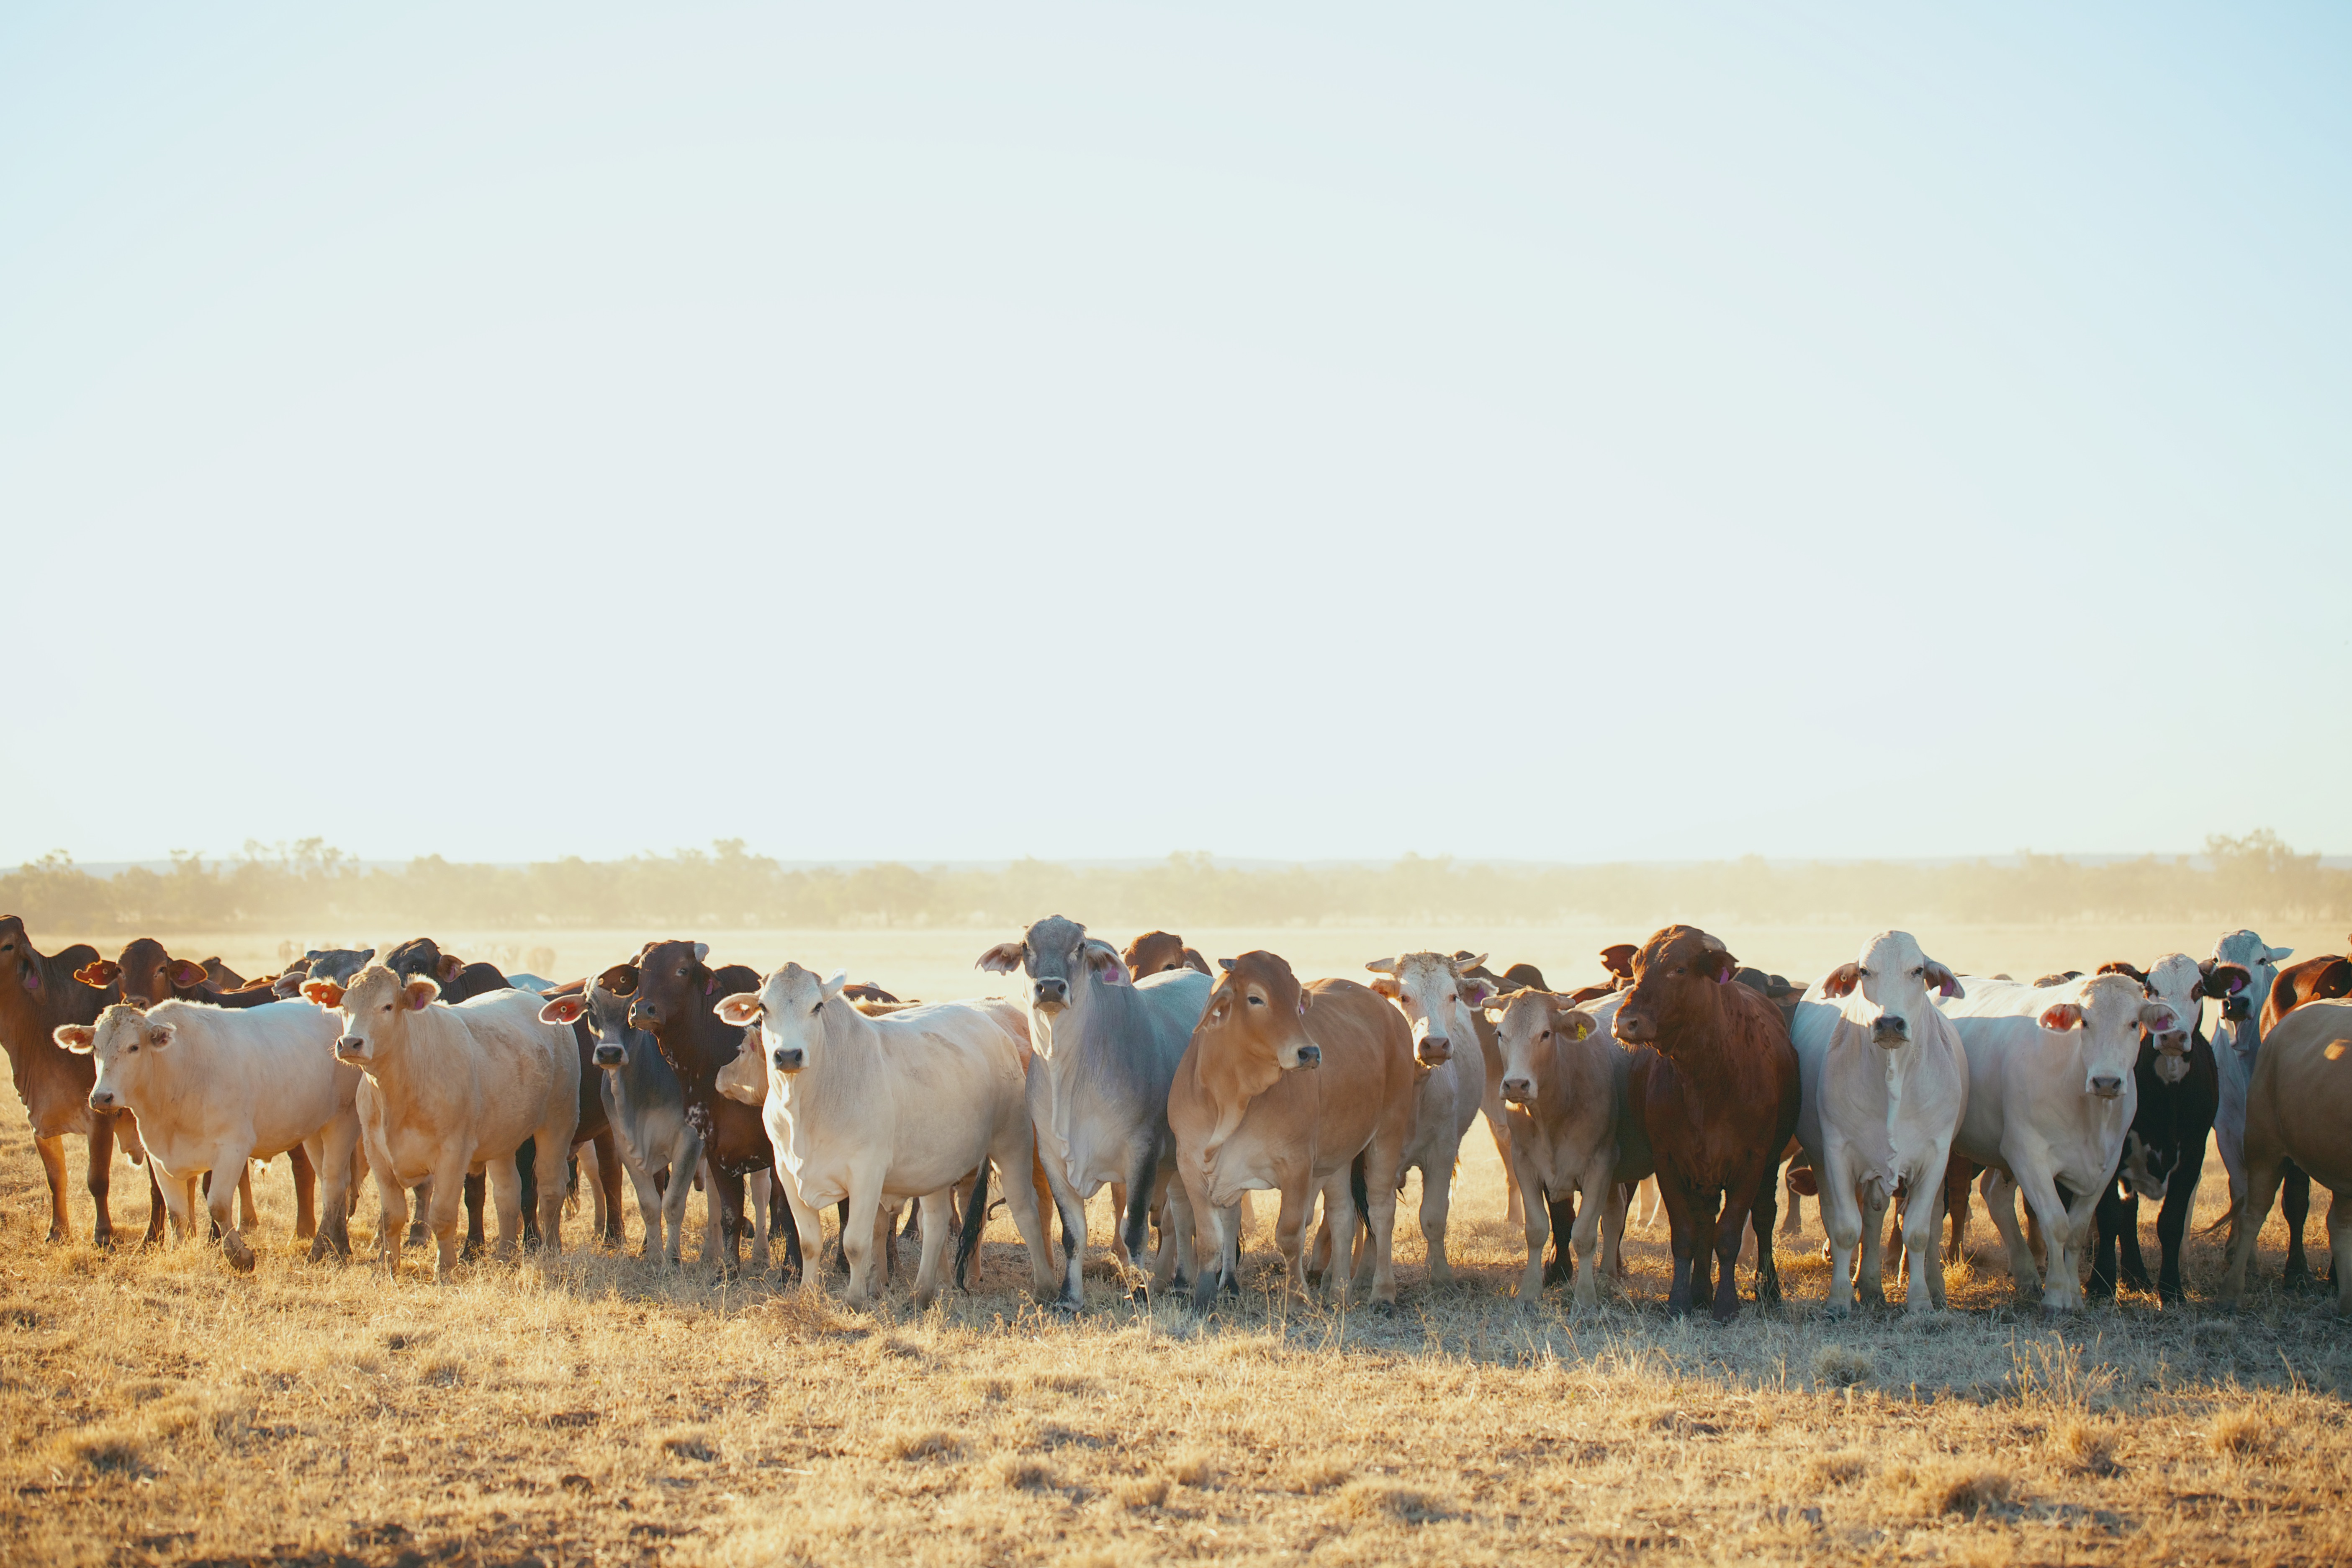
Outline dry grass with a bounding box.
[5,924,2352,1565]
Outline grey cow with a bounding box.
[540,981,706,1267]
[979,915,1211,1309]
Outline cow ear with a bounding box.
[1458,953,1491,974]
[598,964,641,996]
[168,959,208,989]
[436,954,465,983]
[2039,1002,2084,1032]
[976,942,1024,974]
[1083,943,1130,985]
[538,995,587,1027]
[2139,1001,2181,1034]
[1368,975,1402,1000]
[1558,1009,1594,1041]
[714,992,764,1027]
[1600,943,1637,977]
[74,959,120,990]
[1216,957,1235,973]
[1363,956,1401,976]
[1203,988,1231,1028]
[147,1022,176,1049]
[404,977,440,1011]
[693,942,711,963]
[54,1024,95,1053]
[1822,963,1860,999]
[2266,945,2294,964]
[1459,975,1498,1008]
[1924,962,1963,1000]
[1701,947,1738,984]
[301,978,346,1008]
[1182,948,1211,975]
[820,971,850,1002]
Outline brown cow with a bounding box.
[2219,998,2352,1316]
[1123,931,1211,978]
[1612,925,1800,1321]
[1166,951,1419,1309]
[2258,936,2352,1291]
[608,940,793,1277]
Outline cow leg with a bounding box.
[1978,1169,2042,1298]
[619,1142,664,1262]
[83,1118,121,1247]
[424,1161,471,1282]
[1690,1186,1738,1321]
[1568,1166,1614,1311]
[516,1139,542,1250]
[837,1174,886,1307]
[710,1167,748,1276]
[1601,1181,1630,1289]
[1483,1103,1525,1229]
[308,1119,359,1263]
[235,1164,259,1231]
[205,1146,258,1273]
[2009,1163,2082,1313]
[1854,1176,1889,1311]
[1944,1157,1976,1263]
[1290,1177,1337,1301]
[36,1134,72,1244]
[1517,1175,1553,1301]
[909,1187,956,1308]
[1820,1145,1864,1319]
[406,1180,434,1249]
[1900,1150,1953,1317]
[1121,1143,1163,1298]
[483,1157,524,1262]
[2281,1163,2315,1288]
[2219,1150,2287,1308]
[1748,1164,1784,1309]
[773,1168,825,1293]
[1542,1193,1577,1285]
[154,1168,196,1245]
[532,1131,568,1256]
[287,1143,318,1241]
[1658,1175,1699,1314]
[586,1128,622,1249]
[2326,1188,2352,1318]
[461,1171,487,1258]
[2156,1144,2203,1306]
[2088,1185,2127,1301]
[1420,1150,1458,1287]
[755,1172,787,1273]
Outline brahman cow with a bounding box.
[1361,951,1501,1285]
[1166,951,1418,1310]
[0,915,143,1245]
[715,964,1054,1308]
[1612,926,1800,1322]
[56,999,360,1270]
[1445,952,1542,1227]
[608,941,790,1277]
[303,966,579,1281]
[1122,931,1211,978]
[2204,930,2300,1273]
[2218,997,2352,1316]
[1791,932,1969,1317]
[2258,936,2349,1290]
[273,947,376,998]
[2087,955,2218,1306]
[541,979,704,1265]
[979,916,1209,1307]
[1937,972,2177,1312]
[1487,988,1648,1306]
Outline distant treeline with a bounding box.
[3,832,2345,938]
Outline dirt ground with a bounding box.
[3,924,2348,1566]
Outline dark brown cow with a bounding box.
[0,915,139,1244]
[384,937,512,1004]
[1612,925,1800,1321]
[1123,931,1211,978]
[608,940,795,1277]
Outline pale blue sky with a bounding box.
[4,4,2347,866]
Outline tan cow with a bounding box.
[1165,951,1419,1309]
[2219,998,2352,1315]
[304,966,579,1281]
[1486,989,1646,1306]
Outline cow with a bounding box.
[273,947,376,998]
[2218,998,2352,1316]
[1360,951,1502,1286]
[2204,930,2298,1272]
[978,916,1210,1307]
[301,966,579,1281]
[385,937,514,1004]
[1611,925,1800,1322]
[606,940,792,1277]
[1937,972,2178,1313]
[1486,987,1648,1306]
[0,915,144,1245]
[2259,936,2351,1290]
[714,964,1054,1308]
[2086,956,2218,1306]
[1166,951,1419,1310]
[1790,932,1969,1318]
[540,979,704,1265]
[75,938,308,1239]
[54,999,360,1270]
[1444,952,1544,1227]
[1122,931,1211,978]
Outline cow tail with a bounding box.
[954,1160,992,1291]
[1350,1154,1369,1222]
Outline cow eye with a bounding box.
[809,1002,822,1016]
[1538,1029,1549,1040]
[1247,995,1265,1007]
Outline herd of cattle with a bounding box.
[2,912,2348,1321]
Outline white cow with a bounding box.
[2204,928,2295,1242]
[303,966,580,1281]
[1361,951,1502,1286]
[1791,932,1969,1318]
[1486,988,1645,1306]
[1937,972,2178,1312]
[714,964,1057,1308]
[57,999,360,1271]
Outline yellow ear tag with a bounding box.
[1568,1016,1591,1040]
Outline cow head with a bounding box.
[712,962,846,1080]
[1198,951,1318,1071]
[1123,930,1209,978]
[1484,988,1596,1105]
[55,1003,168,1111]
[540,980,644,1069]
[623,941,713,1033]
[1819,931,1961,1049]
[2102,953,2203,1085]
[75,938,211,1006]
[385,937,471,988]
[1612,925,1739,1049]
[1364,951,1496,1067]
[312,964,439,1067]
[977,915,1127,1025]
[2272,954,2352,1022]
[1,914,47,997]
[2037,972,2175,1098]
[2205,930,2292,1029]
[279,947,375,999]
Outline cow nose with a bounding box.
[1419,1034,1452,1063]
[88,1090,113,1109]
[1501,1076,1532,1103]
[1034,979,1067,1008]
[2222,998,2249,1021]
[593,1046,626,1067]
[772,1047,805,1072]
[630,1002,659,1028]
[336,1036,365,1056]
[1296,1044,1322,1069]
[2090,1074,2123,1098]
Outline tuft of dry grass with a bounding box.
[2057,1416,2120,1475]
[2209,1403,2274,1458]
[1813,1343,1873,1387]
[1914,1464,2015,1519]
[885,1428,963,1461]
[1806,1450,1869,1488]
[1332,1479,1457,1524]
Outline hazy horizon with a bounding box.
[6,5,2346,867]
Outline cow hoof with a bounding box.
[1129,1285,1151,1306]
[222,1232,255,1273]
[1052,1296,1082,1316]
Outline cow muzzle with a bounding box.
[1871,1013,1909,1046]
[334,1036,370,1062]
[593,1044,627,1068]
[1416,1033,1452,1065]
[1501,1076,1533,1104]
[1032,979,1068,1012]
[628,1002,661,1029]
[1292,1044,1322,1070]
[771,1047,805,1072]
[2221,997,2251,1021]
[88,1089,115,1110]
[1613,1011,1655,1044]
[2089,1074,2124,1098]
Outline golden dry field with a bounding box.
[3,924,2349,1567]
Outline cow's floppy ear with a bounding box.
[1924,961,1963,1000]
[1557,1008,1594,1041]
[146,1021,176,1049]
[74,959,121,990]
[2266,944,2294,964]
[435,954,465,983]
[167,958,208,990]
[714,992,764,1027]
[2039,1002,2084,1032]
[1082,942,1130,985]
[1822,963,1860,999]
[1363,956,1401,975]
[538,995,588,1026]
[2095,960,2147,985]
[597,963,641,996]
[976,942,1024,974]
[1368,975,1402,999]
[2139,1001,2182,1035]
[1698,946,1738,984]
[403,976,440,1011]
[1216,957,1235,973]
[1182,948,1210,975]
[301,978,346,1008]
[1599,943,1637,977]
[54,1024,95,1053]
[1203,986,1232,1027]
[1459,975,1498,1008]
